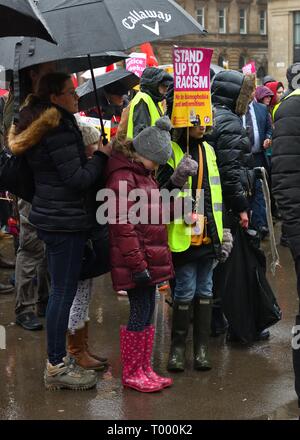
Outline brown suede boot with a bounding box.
[67,327,105,371]
[84,322,108,366]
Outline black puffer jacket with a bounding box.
[8,97,108,232]
[272,91,300,259]
[206,70,255,214]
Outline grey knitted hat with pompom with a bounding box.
[132,116,173,165]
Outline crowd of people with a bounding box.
[0,60,299,406]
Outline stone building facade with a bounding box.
[153,0,269,80]
[268,0,300,85]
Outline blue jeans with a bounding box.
[37,230,86,365]
[174,258,218,302]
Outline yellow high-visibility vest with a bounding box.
[272,88,300,121]
[167,141,223,253]
[127,91,163,139]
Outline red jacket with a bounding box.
[105,151,174,291]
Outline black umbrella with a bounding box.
[0,36,128,77]
[0,0,206,143]
[0,0,206,72]
[77,69,140,112]
[0,0,56,43]
[27,0,206,52]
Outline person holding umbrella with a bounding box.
[8,72,111,390]
[127,67,173,138]
[84,84,130,140]
[77,69,140,140]
[100,83,130,139]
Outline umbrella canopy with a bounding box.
[77,69,140,111]
[0,36,128,76]
[0,0,56,43]
[0,0,206,73]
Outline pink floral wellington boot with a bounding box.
[120,326,163,393]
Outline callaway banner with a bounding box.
[172,47,213,128]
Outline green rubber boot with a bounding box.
[167,301,192,372]
[193,298,213,371]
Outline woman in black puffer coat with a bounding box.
[206,70,256,226]
[8,72,111,390]
[205,70,257,340]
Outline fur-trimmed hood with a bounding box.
[8,100,62,156]
[105,150,151,183]
[211,71,256,116]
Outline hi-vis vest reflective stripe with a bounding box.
[272,89,300,120]
[167,141,223,253]
[127,91,163,139]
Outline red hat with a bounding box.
[266,81,284,107]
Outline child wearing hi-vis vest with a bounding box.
[157,126,233,372]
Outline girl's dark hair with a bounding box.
[36,72,71,102]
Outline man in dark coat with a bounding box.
[272,63,300,409]
[207,70,270,341]
[244,95,273,237]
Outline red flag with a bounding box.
[140,43,158,67]
[72,75,78,88]
[0,88,8,97]
[106,64,115,72]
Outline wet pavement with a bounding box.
[0,226,299,420]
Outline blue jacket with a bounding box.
[251,101,273,149]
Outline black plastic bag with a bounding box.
[80,224,110,281]
[0,149,34,202]
[221,227,281,344]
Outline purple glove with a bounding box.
[171,155,198,188]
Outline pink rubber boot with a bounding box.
[143,325,173,388]
[120,326,163,393]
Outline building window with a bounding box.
[239,55,247,71]
[196,7,205,28]
[240,9,247,34]
[218,55,225,68]
[294,12,300,62]
[259,10,267,35]
[219,9,226,34]
[257,66,266,84]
